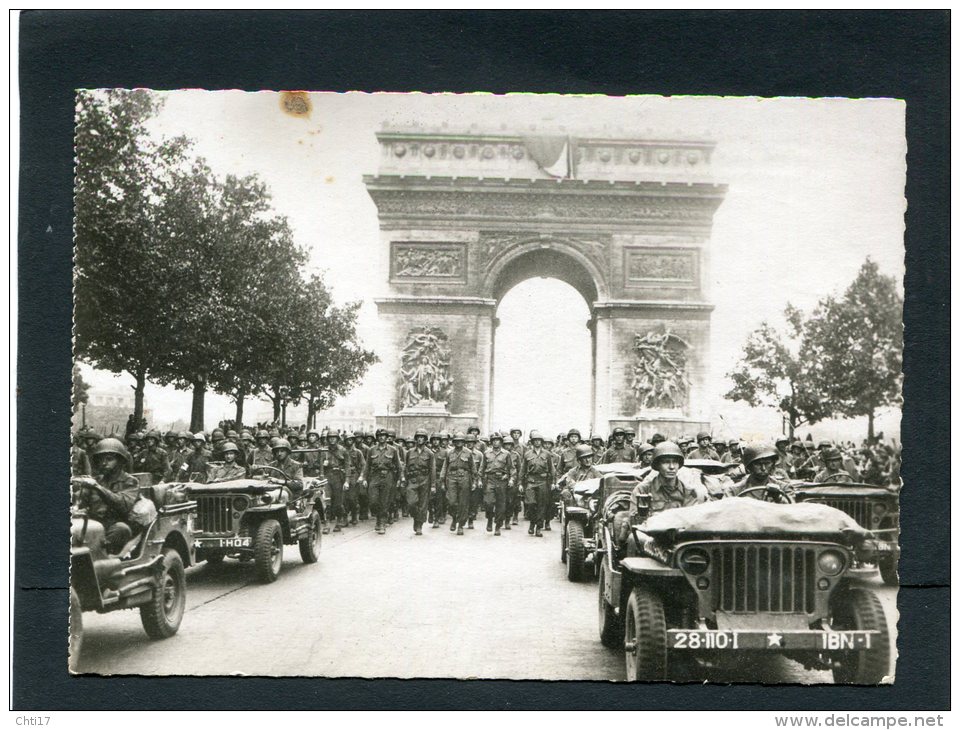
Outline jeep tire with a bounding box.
[831,587,890,684]
[624,586,668,682]
[878,553,898,586]
[598,560,623,648]
[254,519,284,583]
[140,548,186,640]
[299,511,322,564]
[69,587,83,672]
[560,518,567,564]
[566,520,586,582]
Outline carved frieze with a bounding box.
[477,231,610,282]
[390,242,467,282]
[398,327,454,410]
[624,247,698,289]
[371,189,719,226]
[630,329,692,411]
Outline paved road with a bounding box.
[77,517,897,681]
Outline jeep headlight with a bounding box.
[817,549,845,576]
[679,547,710,576]
[232,497,248,511]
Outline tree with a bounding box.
[74,89,189,422]
[725,304,832,436]
[72,364,90,412]
[804,259,903,440]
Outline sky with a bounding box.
[79,92,906,441]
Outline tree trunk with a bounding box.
[190,379,206,432]
[132,368,146,424]
[307,398,316,431]
[867,410,875,442]
[234,387,245,429]
[271,394,281,423]
[281,401,287,427]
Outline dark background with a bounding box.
[15,10,949,710]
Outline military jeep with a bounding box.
[598,498,890,684]
[184,467,326,583]
[559,464,644,583]
[793,482,900,585]
[70,478,197,672]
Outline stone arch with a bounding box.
[482,237,608,306]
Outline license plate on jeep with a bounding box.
[197,536,252,549]
[668,630,878,650]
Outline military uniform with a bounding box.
[814,467,854,484]
[504,444,522,526]
[519,446,555,533]
[559,463,602,506]
[268,457,304,488]
[362,442,403,532]
[80,471,141,552]
[481,447,514,533]
[440,446,474,532]
[404,445,436,534]
[468,444,485,527]
[429,443,446,526]
[729,472,792,498]
[603,444,637,464]
[206,462,246,483]
[182,450,209,482]
[558,446,583,475]
[250,445,274,468]
[628,471,708,522]
[346,444,367,523]
[168,447,191,478]
[688,446,720,461]
[71,445,91,476]
[325,443,350,530]
[133,446,171,483]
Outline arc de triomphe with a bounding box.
[364,127,727,439]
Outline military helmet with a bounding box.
[439,430,450,440]
[502,435,514,445]
[637,442,655,456]
[465,433,477,443]
[255,430,270,440]
[344,431,357,440]
[452,432,466,442]
[822,447,843,463]
[624,428,636,438]
[269,437,281,448]
[696,430,711,441]
[327,431,340,441]
[575,444,594,460]
[128,431,143,441]
[490,431,503,442]
[414,428,428,439]
[272,438,291,452]
[220,441,239,455]
[91,437,131,467]
[211,428,225,440]
[307,429,320,439]
[742,442,779,468]
[528,430,544,442]
[429,432,440,440]
[226,430,239,439]
[567,428,581,438]
[650,432,666,445]
[83,430,102,443]
[178,430,192,440]
[775,435,790,446]
[510,427,522,435]
[728,438,741,447]
[193,432,207,442]
[818,439,834,450]
[612,427,625,437]
[467,425,481,434]
[385,428,397,437]
[651,441,684,467]
[591,433,605,444]
[240,431,254,442]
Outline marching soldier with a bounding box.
[404,429,435,535]
[502,434,521,528]
[509,427,524,454]
[361,429,404,535]
[465,433,485,529]
[324,431,349,533]
[558,444,601,507]
[481,432,514,535]
[430,433,448,528]
[558,428,585,474]
[133,429,172,483]
[602,427,636,463]
[344,431,366,525]
[300,430,325,477]
[688,431,720,461]
[519,430,555,537]
[590,434,606,463]
[167,430,192,477]
[440,432,475,536]
[180,433,210,482]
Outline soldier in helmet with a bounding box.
[266,439,304,492]
[712,437,728,461]
[324,430,349,533]
[590,434,606,463]
[71,433,92,476]
[688,431,720,461]
[82,430,102,465]
[179,433,210,482]
[624,427,637,452]
[168,430,192,477]
[207,442,247,483]
[361,429,404,535]
[404,429,436,535]
[463,432,485,529]
[774,436,793,475]
[814,448,856,484]
[649,432,666,447]
[558,428,584,475]
[133,429,172,483]
[559,444,602,507]
[730,442,793,498]
[429,433,447,528]
[509,428,524,454]
[481,432,514,535]
[635,442,655,468]
[344,431,366,525]
[300,430,324,477]
[603,427,636,463]
[76,438,141,553]
[626,441,708,526]
[250,430,273,468]
[502,434,521,528]
[163,430,178,453]
[723,439,743,464]
[440,432,475,535]
[519,430,555,537]
[126,430,143,458]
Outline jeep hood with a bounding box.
[793,484,896,498]
[641,499,869,546]
[181,479,277,494]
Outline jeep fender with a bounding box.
[564,506,590,524]
[162,530,194,568]
[70,550,102,611]
[241,507,289,540]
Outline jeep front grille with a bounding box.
[711,545,816,614]
[196,496,235,534]
[809,498,871,527]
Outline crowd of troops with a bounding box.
[72,421,902,549]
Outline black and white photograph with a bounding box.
[67,90,906,684]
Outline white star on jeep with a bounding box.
[767,632,783,647]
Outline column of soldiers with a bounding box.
[72,421,902,547]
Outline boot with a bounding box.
[494,525,501,536]
[450,522,457,532]
[322,522,330,535]
[544,521,551,532]
[375,521,383,534]
[432,520,440,529]
[486,517,493,532]
[333,518,342,533]
[350,516,358,526]
[457,525,464,536]
[512,516,519,526]
[414,524,422,536]
[504,523,511,531]
[528,522,535,535]
[467,519,475,530]
[535,525,543,537]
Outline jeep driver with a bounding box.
[75,437,141,553]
